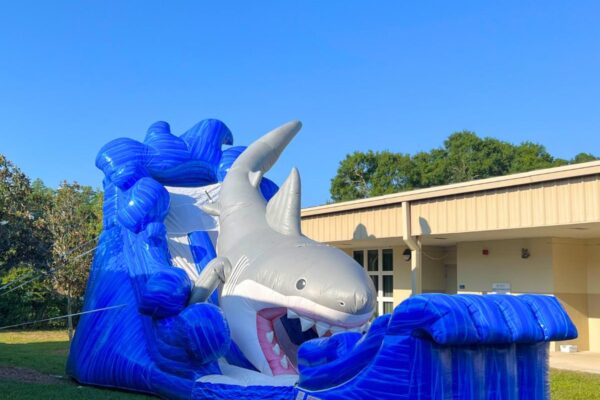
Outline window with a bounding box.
[370,275,379,292]
[382,249,393,271]
[353,251,364,267]
[367,250,378,271]
[383,302,394,314]
[353,248,394,316]
[383,275,393,297]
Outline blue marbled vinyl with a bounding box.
[69,119,578,400]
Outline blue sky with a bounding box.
[1,1,598,206]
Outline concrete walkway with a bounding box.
[550,351,600,375]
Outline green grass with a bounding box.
[0,380,154,400]
[1,331,600,399]
[550,369,600,400]
[0,331,71,375]
[0,330,153,399]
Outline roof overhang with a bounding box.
[302,160,600,217]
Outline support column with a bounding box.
[411,239,422,295]
[402,201,422,295]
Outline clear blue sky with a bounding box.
[1,1,599,206]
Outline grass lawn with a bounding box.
[0,331,152,399]
[1,331,600,399]
[551,369,600,400]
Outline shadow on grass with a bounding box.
[0,340,153,399]
[0,340,69,375]
[0,379,155,400]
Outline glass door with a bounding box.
[353,248,394,316]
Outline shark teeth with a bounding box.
[272,343,280,356]
[286,308,369,336]
[299,316,315,332]
[280,355,288,369]
[361,322,371,333]
[315,321,331,337]
[327,323,370,334]
[266,331,274,343]
[329,326,346,334]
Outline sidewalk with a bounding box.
[550,351,600,375]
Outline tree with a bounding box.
[409,149,448,188]
[330,151,413,202]
[443,132,515,182]
[47,182,102,340]
[0,265,64,328]
[0,155,52,273]
[330,132,599,202]
[571,152,598,164]
[509,142,561,173]
[0,156,104,331]
[0,156,59,329]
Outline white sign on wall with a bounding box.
[491,282,511,294]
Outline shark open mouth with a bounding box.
[256,307,369,375]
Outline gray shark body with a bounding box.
[192,121,376,376]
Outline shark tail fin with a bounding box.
[266,167,301,236]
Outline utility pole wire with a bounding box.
[0,304,128,331]
[59,236,99,259]
[0,270,34,291]
[0,245,98,296]
[0,236,99,292]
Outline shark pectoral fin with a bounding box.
[189,257,232,303]
[266,167,302,236]
[248,170,263,188]
[201,202,220,216]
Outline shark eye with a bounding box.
[296,279,306,290]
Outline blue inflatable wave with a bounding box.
[68,119,577,400]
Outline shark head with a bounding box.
[199,121,376,376]
[221,235,376,376]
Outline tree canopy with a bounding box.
[0,156,52,272]
[330,131,598,202]
[0,154,102,331]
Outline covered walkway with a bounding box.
[550,351,600,375]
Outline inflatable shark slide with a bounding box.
[67,119,577,399]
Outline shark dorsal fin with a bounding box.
[266,167,301,236]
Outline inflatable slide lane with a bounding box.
[67,119,577,400]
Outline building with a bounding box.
[301,160,600,352]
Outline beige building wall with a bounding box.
[456,238,598,351]
[421,246,451,293]
[301,205,403,243]
[411,175,600,236]
[456,239,554,294]
[337,237,597,351]
[443,247,458,294]
[552,240,590,351]
[391,246,412,306]
[588,242,600,352]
